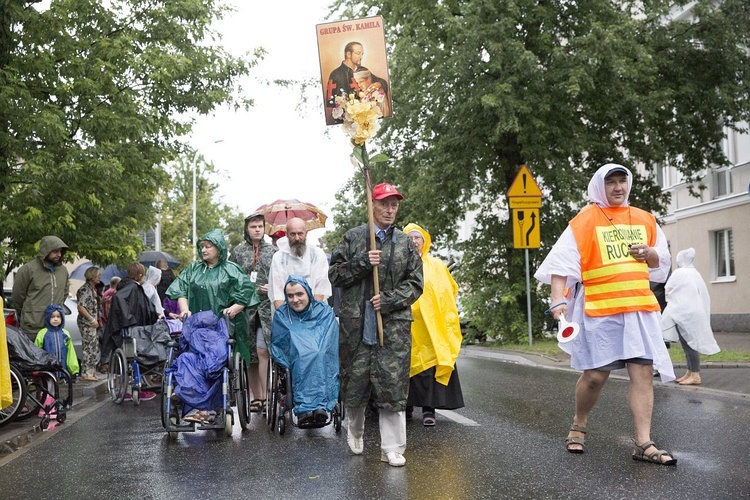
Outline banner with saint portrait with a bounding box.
[316,16,392,126]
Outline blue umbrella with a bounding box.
[70,262,125,282]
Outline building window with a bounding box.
[721,125,737,164]
[656,163,683,189]
[712,167,732,198]
[713,229,735,280]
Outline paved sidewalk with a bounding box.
[461,331,750,399]
[1,378,108,461]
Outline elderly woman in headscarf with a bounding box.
[535,163,677,465]
[402,223,464,427]
[661,248,720,386]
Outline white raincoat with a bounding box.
[661,248,720,355]
[535,164,675,382]
[143,266,164,316]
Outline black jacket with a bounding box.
[101,279,158,358]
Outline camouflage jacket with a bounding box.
[329,224,423,321]
[230,239,276,335]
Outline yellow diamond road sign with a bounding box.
[507,165,542,198]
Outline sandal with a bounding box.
[199,410,217,424]
[565,423,587,453]
[249,399,263,413]
[422,412,436,427]
[183,409,202,423]
[632,440,677,465]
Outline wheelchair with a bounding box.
[160,312,250,439]
[12,366,73,429]
[107,321,171,405]
[1,325,73,430]
[266,356,343,436]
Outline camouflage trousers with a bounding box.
[338,316,411,412]
[80,323,100,376]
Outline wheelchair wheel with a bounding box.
[278,414,286,435]
[0,365,27,428]
[334,406,342,433]
[107,349,128,404]
[131,386,140,406]
[225,408,234,437]
[266,360,277,428]
[59,370,74,410]
[234,352,250,430]
[14,373,44,421]
[161,345,177,429]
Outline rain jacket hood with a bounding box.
[145,266,161,287]
[403,223,461,385]
[198,228,228,264]
[37,235,68,265]
[676,248,695,269]
[283,274,314,316]
[588,163,633,208]
[403,223,431,258]
[44,304,66,330]
[270,275,339,414]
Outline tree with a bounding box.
[159,154,243,269]
[329,0,750,341]
[0,0,261,277]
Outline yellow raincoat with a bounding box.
[404,223,462,385]
[1,298,13,409]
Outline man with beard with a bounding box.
[268,217,332,309]
[12,235,71,338]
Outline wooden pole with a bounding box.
[362,145,384,347]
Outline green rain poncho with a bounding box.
[166,229,260,363]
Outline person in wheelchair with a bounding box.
[270,275,339,427]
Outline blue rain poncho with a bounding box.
[171,310,229,411]
[270,275,339,415]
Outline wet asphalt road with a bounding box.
[1,357,749,499]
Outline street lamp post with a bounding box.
[192,140,223,260]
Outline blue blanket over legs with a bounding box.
[171,311,228,411]
[270,276,339,416]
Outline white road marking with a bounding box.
[435,409,480,426]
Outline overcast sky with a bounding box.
[190,1,356,240]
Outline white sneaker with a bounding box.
[347,433,364,455]
[380,451,406,467]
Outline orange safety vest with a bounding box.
[570,205,661,316]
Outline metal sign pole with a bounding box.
[526,248,532,346]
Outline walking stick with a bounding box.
[361,145,384,347]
